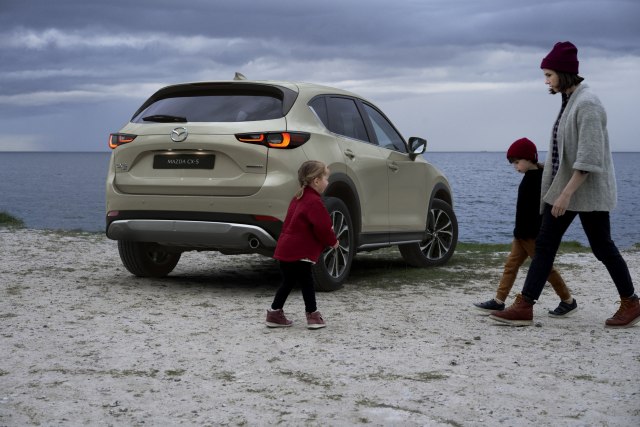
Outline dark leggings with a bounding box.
[522,204,634,301]
[271,261,317,313]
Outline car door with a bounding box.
[361,103,429,235]
[324,96,390,239]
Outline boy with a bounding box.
[473,138,577,317]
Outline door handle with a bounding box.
[344,149,355,159]
[388,162,399,172]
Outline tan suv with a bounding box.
[106,79,457,290]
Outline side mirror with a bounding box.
[408,137,427,160]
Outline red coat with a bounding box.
[274,188,338,263]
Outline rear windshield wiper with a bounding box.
[142,114,187,123]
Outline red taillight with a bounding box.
[266,133,291,148]
[109,133,137,149]
[235,132,310,149]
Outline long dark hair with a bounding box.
[549,71,585,94]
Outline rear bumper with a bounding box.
[107,219,278,252]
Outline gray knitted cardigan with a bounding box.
[541,84,617,213]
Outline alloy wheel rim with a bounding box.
[421,207,454,260]
[323,211,350,278]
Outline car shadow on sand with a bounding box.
[143,251,416,293]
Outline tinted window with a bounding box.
[327,97,369,142]
[132,94,284,123]
[309,97,329,127]
[363,104,406,153]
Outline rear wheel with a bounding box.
[118,240,181,277]
[399,198,458,267]
[313,197,355,291]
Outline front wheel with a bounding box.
[118,240,181,277]
[399,198,458,267]
[312,197,355,291]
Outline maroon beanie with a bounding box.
[507,138,538,163]
[540,41,579,74]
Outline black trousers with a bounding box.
[271,261,317,313]
[522,204,634,301]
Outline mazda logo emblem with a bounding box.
[170,127,188,142]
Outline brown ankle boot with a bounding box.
[605,294,640,329]
[489,294,534,326]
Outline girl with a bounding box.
[266,160,339,329]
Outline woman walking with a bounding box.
[490,41,639,328]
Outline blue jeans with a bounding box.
[271,261,317,313]
[522,204,634,301]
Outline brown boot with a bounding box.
[489,294,534,326]
[605,294,640,329]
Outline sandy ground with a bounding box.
[0,228,638,426]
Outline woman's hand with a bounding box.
[551,192,571,217]
[552,170,589,217]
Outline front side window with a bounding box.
[326,97,370,142]
[363,104,406,153]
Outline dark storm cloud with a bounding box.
[0,0,639,151]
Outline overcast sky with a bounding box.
[1,0,639,152]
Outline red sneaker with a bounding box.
[265,309,293,328]
[605,294,640,328]
[489,294,534,326]
[306,311,326,329]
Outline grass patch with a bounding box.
[5,286,22,296]
[280,370,333,388]
[557,241,592,253]
[356,398,423,415]
[42,229,103,238]
[345,241,594,289]
[414,371,449,381]
[0,211,24,227]
[358,368,448,383]
[572,374,606,383]
[346,245,502,289]
[215,370,237,382]
[0,313,18,319]
[28,367,160,378]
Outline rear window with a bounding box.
[131,84,298,123]
[132,94,283,123]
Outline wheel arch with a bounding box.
[429,182,453,209]
[325,172,361,244]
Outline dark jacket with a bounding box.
[514,168,543,239]
[274,188,338,263]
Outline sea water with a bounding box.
[0,151,638,248]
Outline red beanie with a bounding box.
[540,41,579,74]
[507,138,538,163]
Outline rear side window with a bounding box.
[132,94,284,123]
[326,97,369,142]
[309,97,329,127]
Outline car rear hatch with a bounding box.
[109,82,298,197]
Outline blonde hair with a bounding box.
[295,160,328,199]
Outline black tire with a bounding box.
[117,240,181,277]
[312,197,355,291]
[399,198,458,267]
